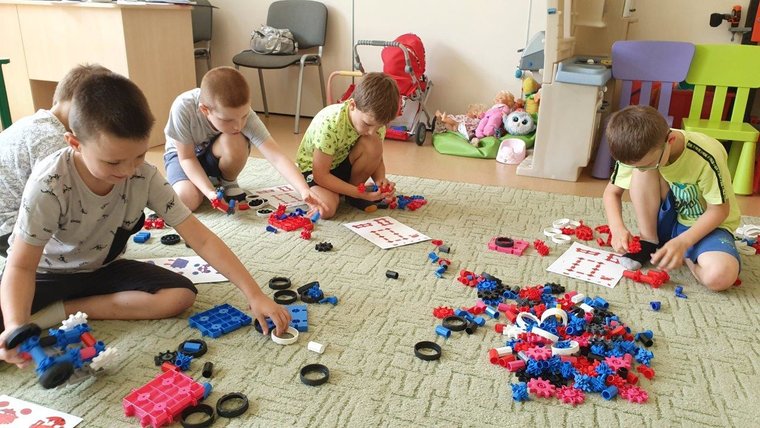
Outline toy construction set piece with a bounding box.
[488,236,529,255]
[300,364,330,386]
[4,312,117,389]
[188,304,252,338]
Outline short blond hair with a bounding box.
[200,66,250,109]
[53,64,111,104]
[606,105,670,164]
[352,72,400,124]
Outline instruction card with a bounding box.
[547,242,626,288]
[344,216,430,249]
[0,395,82,427]
[138,256,228,284]
[252,184,306,209]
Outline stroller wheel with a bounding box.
[414,122,427,146]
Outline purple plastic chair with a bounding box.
[592,41,695,179]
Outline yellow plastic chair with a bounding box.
[682,44,760,195]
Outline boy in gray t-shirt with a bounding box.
[163,66,325,213]
[0,64,110,257]
[0,73,291,365]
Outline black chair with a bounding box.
[232,0,327,134]
[192,0,214,75]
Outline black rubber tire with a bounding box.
[415,122,427,146]
[5,324,41,349]
[39,361,74,389]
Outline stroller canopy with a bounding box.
[381,33,427,97]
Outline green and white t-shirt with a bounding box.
[296,101,385,172]
[610,129,740,232]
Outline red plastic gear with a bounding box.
[628,236,642,253]
[603,355,629,371]
[431,239,444,246]
[527,377,556,398]
[300,230,312,240]
[524,346,553,361]
[556,386,585,405]
[533,239,550,256]
[574,221,594,241]
[357,183,366,193]
[619,385,649,403]
[561,227,576,235]
[432,306,455,319]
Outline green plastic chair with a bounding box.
[0,58,11,130]
[682,44,760,195]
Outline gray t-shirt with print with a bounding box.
[163,88,270,154]
[0,110,68,236]
[11,147,192,273]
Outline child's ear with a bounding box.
[198,103,211,116]
[65,132,80,151]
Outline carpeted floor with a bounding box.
[1,158,759,427]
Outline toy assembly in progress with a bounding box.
[1,0,760,426]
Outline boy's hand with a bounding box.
[247,294,291,336]
[0,327,30,367]
[651,237,688,271]
[610,226,633,254]
[301,189,328,217]
[375,178,396,196]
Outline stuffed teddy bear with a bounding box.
[503,110,536,135]
[474,91,515,139]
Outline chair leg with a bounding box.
[727,140,741,177]
[318,63,326,107]
[732,140,756,196]
[295,64,306,134]
[258,69,269,117]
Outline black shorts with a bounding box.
[302,157,352,188]
[0,232,9,258]
[0,259,197,330]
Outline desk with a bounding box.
[0,0,196,147]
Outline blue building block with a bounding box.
[435,325,451,338]
[288,304,308,332]
[133,232,150,243]
[174,352,192,371]
[188,304,252,338]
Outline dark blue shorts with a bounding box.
[658,191,740,266]
[164,136,250,185]
[302,156,352,188]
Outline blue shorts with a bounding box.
[658,191,740,266]
[163,136,250,185]
[302,156,352,188]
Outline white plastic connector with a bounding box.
[307,341,326,354]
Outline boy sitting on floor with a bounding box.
[602,105,740,291]
[295,72,400,219]
[0,73,290,365]
[164,66,325,213]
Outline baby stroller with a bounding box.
[327,34,434,146]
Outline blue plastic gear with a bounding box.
[511,382,530,402]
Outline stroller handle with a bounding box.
[353,40,414,77]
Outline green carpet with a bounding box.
[1,158,759,427]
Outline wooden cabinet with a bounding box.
[0,1,196,147]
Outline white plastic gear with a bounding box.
[60,311,89,331]
[90,347,119,371]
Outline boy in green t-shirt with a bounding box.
[296,72,400,219]
[602,105,740,292]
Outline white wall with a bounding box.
[203,0,753,118]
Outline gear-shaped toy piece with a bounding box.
[524,346,553,361]
[604,355,630,371]
[619,385,649,403]
[90,347,119,371]
[556,386,585,405]
[527,377,556,398]
[432,306,455,319]
[154,350,178,366]
[60,311,89,331]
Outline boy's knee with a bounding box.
[698,264,737,292]
[162,288,196,316]
[320,206,337,220]
[174,183,204,211]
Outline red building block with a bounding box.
[123,369,206,428]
